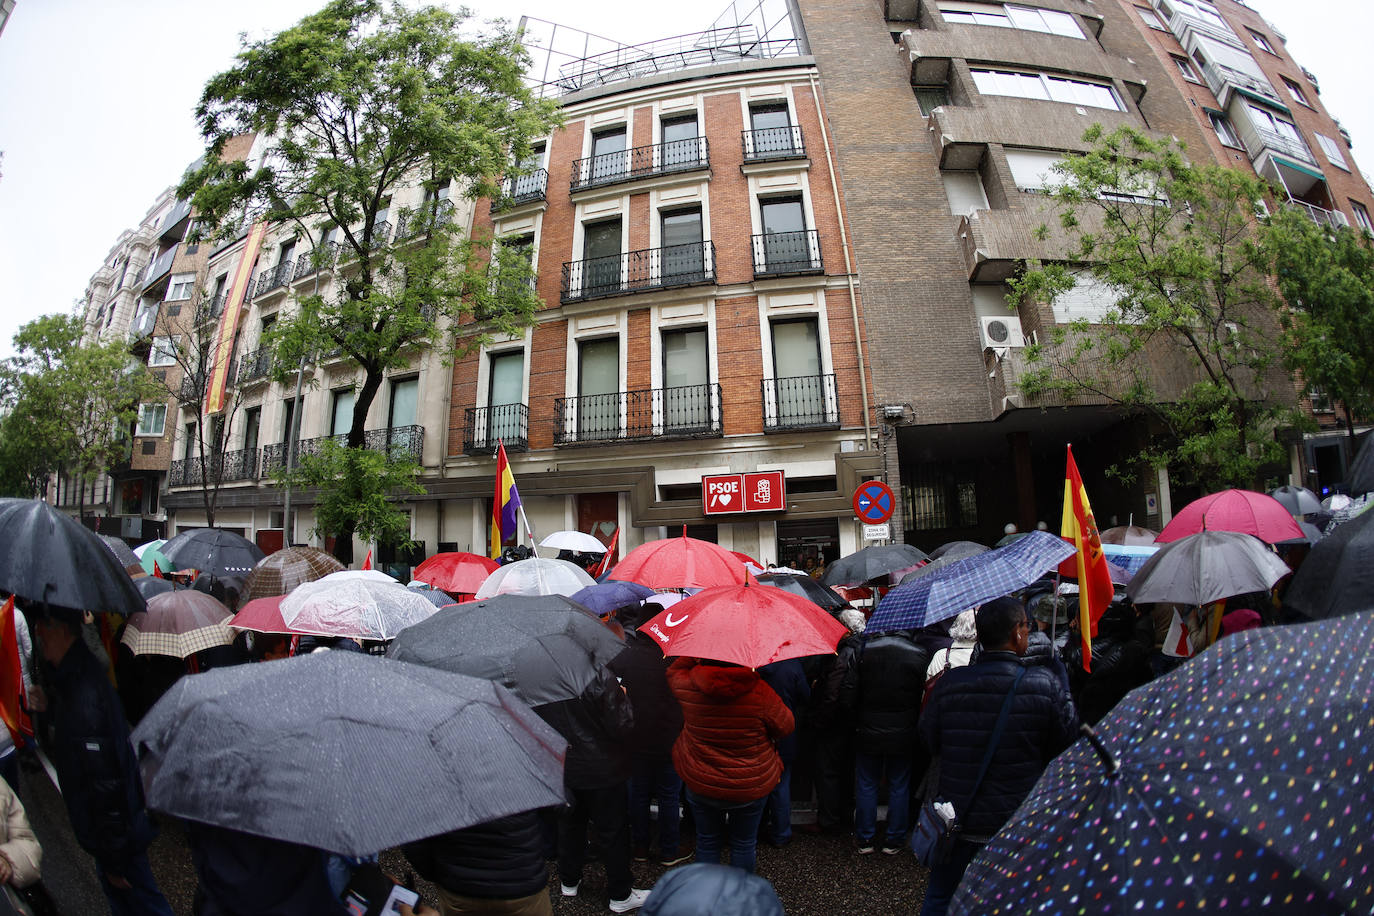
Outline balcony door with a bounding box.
[583,219,622,297]
[387,377,419,455]
[578,338,620,440]
[749,102,794,157]
[331,389,355,438]
[663,328,709,432]
[661,114,701,170]
[243,407,261,456]
[660,208,704,284]
[771,318,823,426]
[487,351,524,448]
[760,197,807,272]
[590,127,628,184]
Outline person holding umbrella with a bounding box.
[32,607,173,916]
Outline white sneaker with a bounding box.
[561,881,580,897]
[609,888,651,913]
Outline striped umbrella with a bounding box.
[243,547,345,601]
[121,590,234,658]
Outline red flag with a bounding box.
[361,550,373,571]
[152,561,163,579]
[1163,609,1194,658]
[1060,445,1114,672]
[0,597,33,746]
[590,529,620,579]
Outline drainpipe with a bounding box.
[808,70,872,451]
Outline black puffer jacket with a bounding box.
[48,638,157,873]
[535,665,634,790]
[609,631,683,759]
[188,823,346,916]
[849,632,930,756]
[920,651,1078,839]
[404,810,547,901]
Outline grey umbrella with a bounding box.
[1124,531,1290,607]
[1268,485,1324,517]
[133,576,177,600]
[161,528,265,577]
[386,594,624,706]
[99,534,141,569]
[755,572,850,611]
[0,498,145,616]
[821,543,929,587]
[1282,505,1374,621]
[131,651,568,857]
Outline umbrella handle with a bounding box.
[1080,723,1119,779]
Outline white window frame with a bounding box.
[1136,6,1166,29]
[1209,112,1242,148]
[1247,28,1276,55]
[1351,201,1373,234]
[136,403,167,438]
[1172,56,1200,83]
[938,1,1082,37]
[148,336,181,368]
[166,272,196,302]
[1315,133,1349,171]
[1282,77,1311,108]
[971,68,1123,111]
[1168,0,1229,32]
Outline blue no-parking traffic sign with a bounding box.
[853,480,895,524]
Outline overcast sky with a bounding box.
[0,0,1370,358]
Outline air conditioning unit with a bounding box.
[980,316,1026,349]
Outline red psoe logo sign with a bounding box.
[702,471,786,516]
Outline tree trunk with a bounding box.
[329,368,384,566]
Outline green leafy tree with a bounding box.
[179,0,560,560]
[1265,208,1374,459]
[283,438,424,550]
[1009,126,1303,491]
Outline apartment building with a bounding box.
[790,0,1373,547]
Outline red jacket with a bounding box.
[667,658,795,803]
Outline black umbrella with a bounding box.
[0,499,145,616]
[1348,430,1374,496]
[1282,505,1374,620]
[927,540,989,561]
[133,576,176,600]
[131,651,567,857]
[386,594,624,706]
[821,543,929,587]
[161,528,265,576]
[99,534,141,568]
[755,572,849,611]
[950,611,1374,915]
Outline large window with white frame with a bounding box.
[1351,201,1373,234]
[1314,133,1349,171]
[970,69,1123,111]
[1005,148,1065,192]
[486,350,526,447]
[1245,103,1309,153]
[577,337,620,440]
[937,1,1083,37]
[1160,0,1229,32]
[166,272,196,301]
[136,403,167,438]
[149,336,181,368]
[1208,112,1242,148]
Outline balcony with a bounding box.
[141,246,178,293]
[751,230,823,278]
[1200,60,1282,109]
[762,374,839,431]
[570,137,709,193]
[494,170,548,211]
[168,448,260,488]
[178,376,202,403]
[394,202,455,241]
[235,347,274,385]
[369,221,392,251]
[255,260,294,297]
[292,244,339,282]
[742,126,806,162]
[1286,199,1349,229]
[554,383,723,446]
[1157,1,1242,48]
[159,199,193,243]
[561,241,716,302]
[261,425,424,474]
[463,404,529,454]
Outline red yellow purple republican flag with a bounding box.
[490,441,524,560]
[1061,445,1114,672]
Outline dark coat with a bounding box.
[609,631,684,759]
[188,823,346,916]
[535,665,634,790]
[809,634,860,731]
[668,659,793,803]
[849,632,931,756]
[759,658,810,764]
[642,863,784,916]
[404,810,547,901]
[48,639,157,873]
[920,650,1079,839]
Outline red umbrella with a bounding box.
[412,552,500,594]
[1156,489,1304,545]
[729,550,765,573]
[228,595,296,635]
[639,583,847,668]
[611,535,750,590]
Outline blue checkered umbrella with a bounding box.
[866,530,1074,633]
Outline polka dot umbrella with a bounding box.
[950,610,1374,915]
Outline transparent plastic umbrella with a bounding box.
[279,578,439,640]
[475,558,596,599]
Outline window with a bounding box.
[330,389,354,437]
[1308,386,1333,413]
[1246,103,1307,150]
[1315,133,1349,171]
[1247,28,1276,55]
[660,115,702,170]
[136,403,166,438]
[149,336,180,367]
[243,406,262,456]
[770,318,824,425]
[1282,77,1311,107]
[1005,148,1065,192]
[905,462,978,530]
[1136,6,1166,29]
[487,351,525,445]
[577,338,620,440]
[494,234,536,301]
[1351,201,1373,234]
[1172,55,1200,82]
[1051,276,1127,323]
[662,327,710,431]
[758,197,812,272]
[938,2,1083,37]
[915,86,951,116]
[590,127,628,183]
[1209,112,1242,148]
[942,170,990,216]
[387,377,419,451]
[509,144,544,201]
[1167,0,1229,31]
[970,68,1122,111]
[166,272,195,301]
[747,102,800,157]
[582,219,622,296]
[660,208,704,282]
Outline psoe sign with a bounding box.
[702,471,786,516]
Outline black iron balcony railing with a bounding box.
[463,404,529,454]
[742,126,806,161]
[494,169,549,210]
[178,377,202,403]
[751,230,823,278]
[236,347,274,384]
[292,243,339,281]
[561,241,716,302]
[254,260,294,297]
[168,448,260,488]
[369,220,392,251]
[261,425,424,475]
[761,374,839,431]
[571,137,709,192]
[393,200,456,240]
[554,383,722,445]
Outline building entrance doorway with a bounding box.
[775,517,839,577]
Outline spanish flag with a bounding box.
[490,441,524,561]
[1061,445,1114,672]
[0,597,32,746]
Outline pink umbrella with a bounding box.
[228,595,296,635]
[1155,489,1304,545]
[611,536,750,590]
[412,552,500,594]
